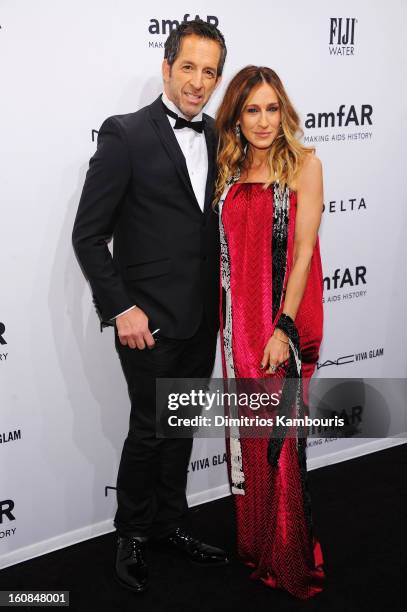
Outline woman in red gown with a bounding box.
[215,66,325,599]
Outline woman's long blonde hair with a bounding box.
[214,66,314,204]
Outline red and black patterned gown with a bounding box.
[219,182,325,599]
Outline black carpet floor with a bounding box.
[1,444,406,612]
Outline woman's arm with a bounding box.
[281,154,323,320]
[262,154,323,372]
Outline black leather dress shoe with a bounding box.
[158,528,229,565]
[115,536,148,592]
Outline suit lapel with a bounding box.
[149,96,201,212]
[203,116,217,214]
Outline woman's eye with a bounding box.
[247,108,258,113]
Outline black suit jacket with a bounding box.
[72,96,220,338]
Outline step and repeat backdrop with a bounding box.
[1,0,407,567]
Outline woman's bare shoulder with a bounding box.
[299,152,322,178]
[289,153,322,192]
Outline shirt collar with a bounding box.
[161,92,203,123]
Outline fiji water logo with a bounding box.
[329,18,357,56]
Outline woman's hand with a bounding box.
[261,329,290,374]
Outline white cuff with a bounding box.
[110,305,137,321]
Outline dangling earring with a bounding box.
[277,123,284,139]
[234,124,241,138]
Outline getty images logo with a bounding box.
[329,18,357,56]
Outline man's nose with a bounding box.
[190,71,204,90]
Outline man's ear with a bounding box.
[162,59,171,82]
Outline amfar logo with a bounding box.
[0,499,16,539]
[329,18,357,56]
[323,266,367,303]
[303,105,373,144]
[305,105,372,129]
[0,499,15,523]
[312,404,363,436]
[148,15,219,47]
[324,266,366,291]
[0,322,6,345]
[0,321,8,363]
[323,197,367,214]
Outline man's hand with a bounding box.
[116,307,155,349]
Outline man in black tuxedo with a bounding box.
[72,20,228,592]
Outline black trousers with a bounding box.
[113,317,217,538]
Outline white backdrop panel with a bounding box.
[1,0,406,567]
